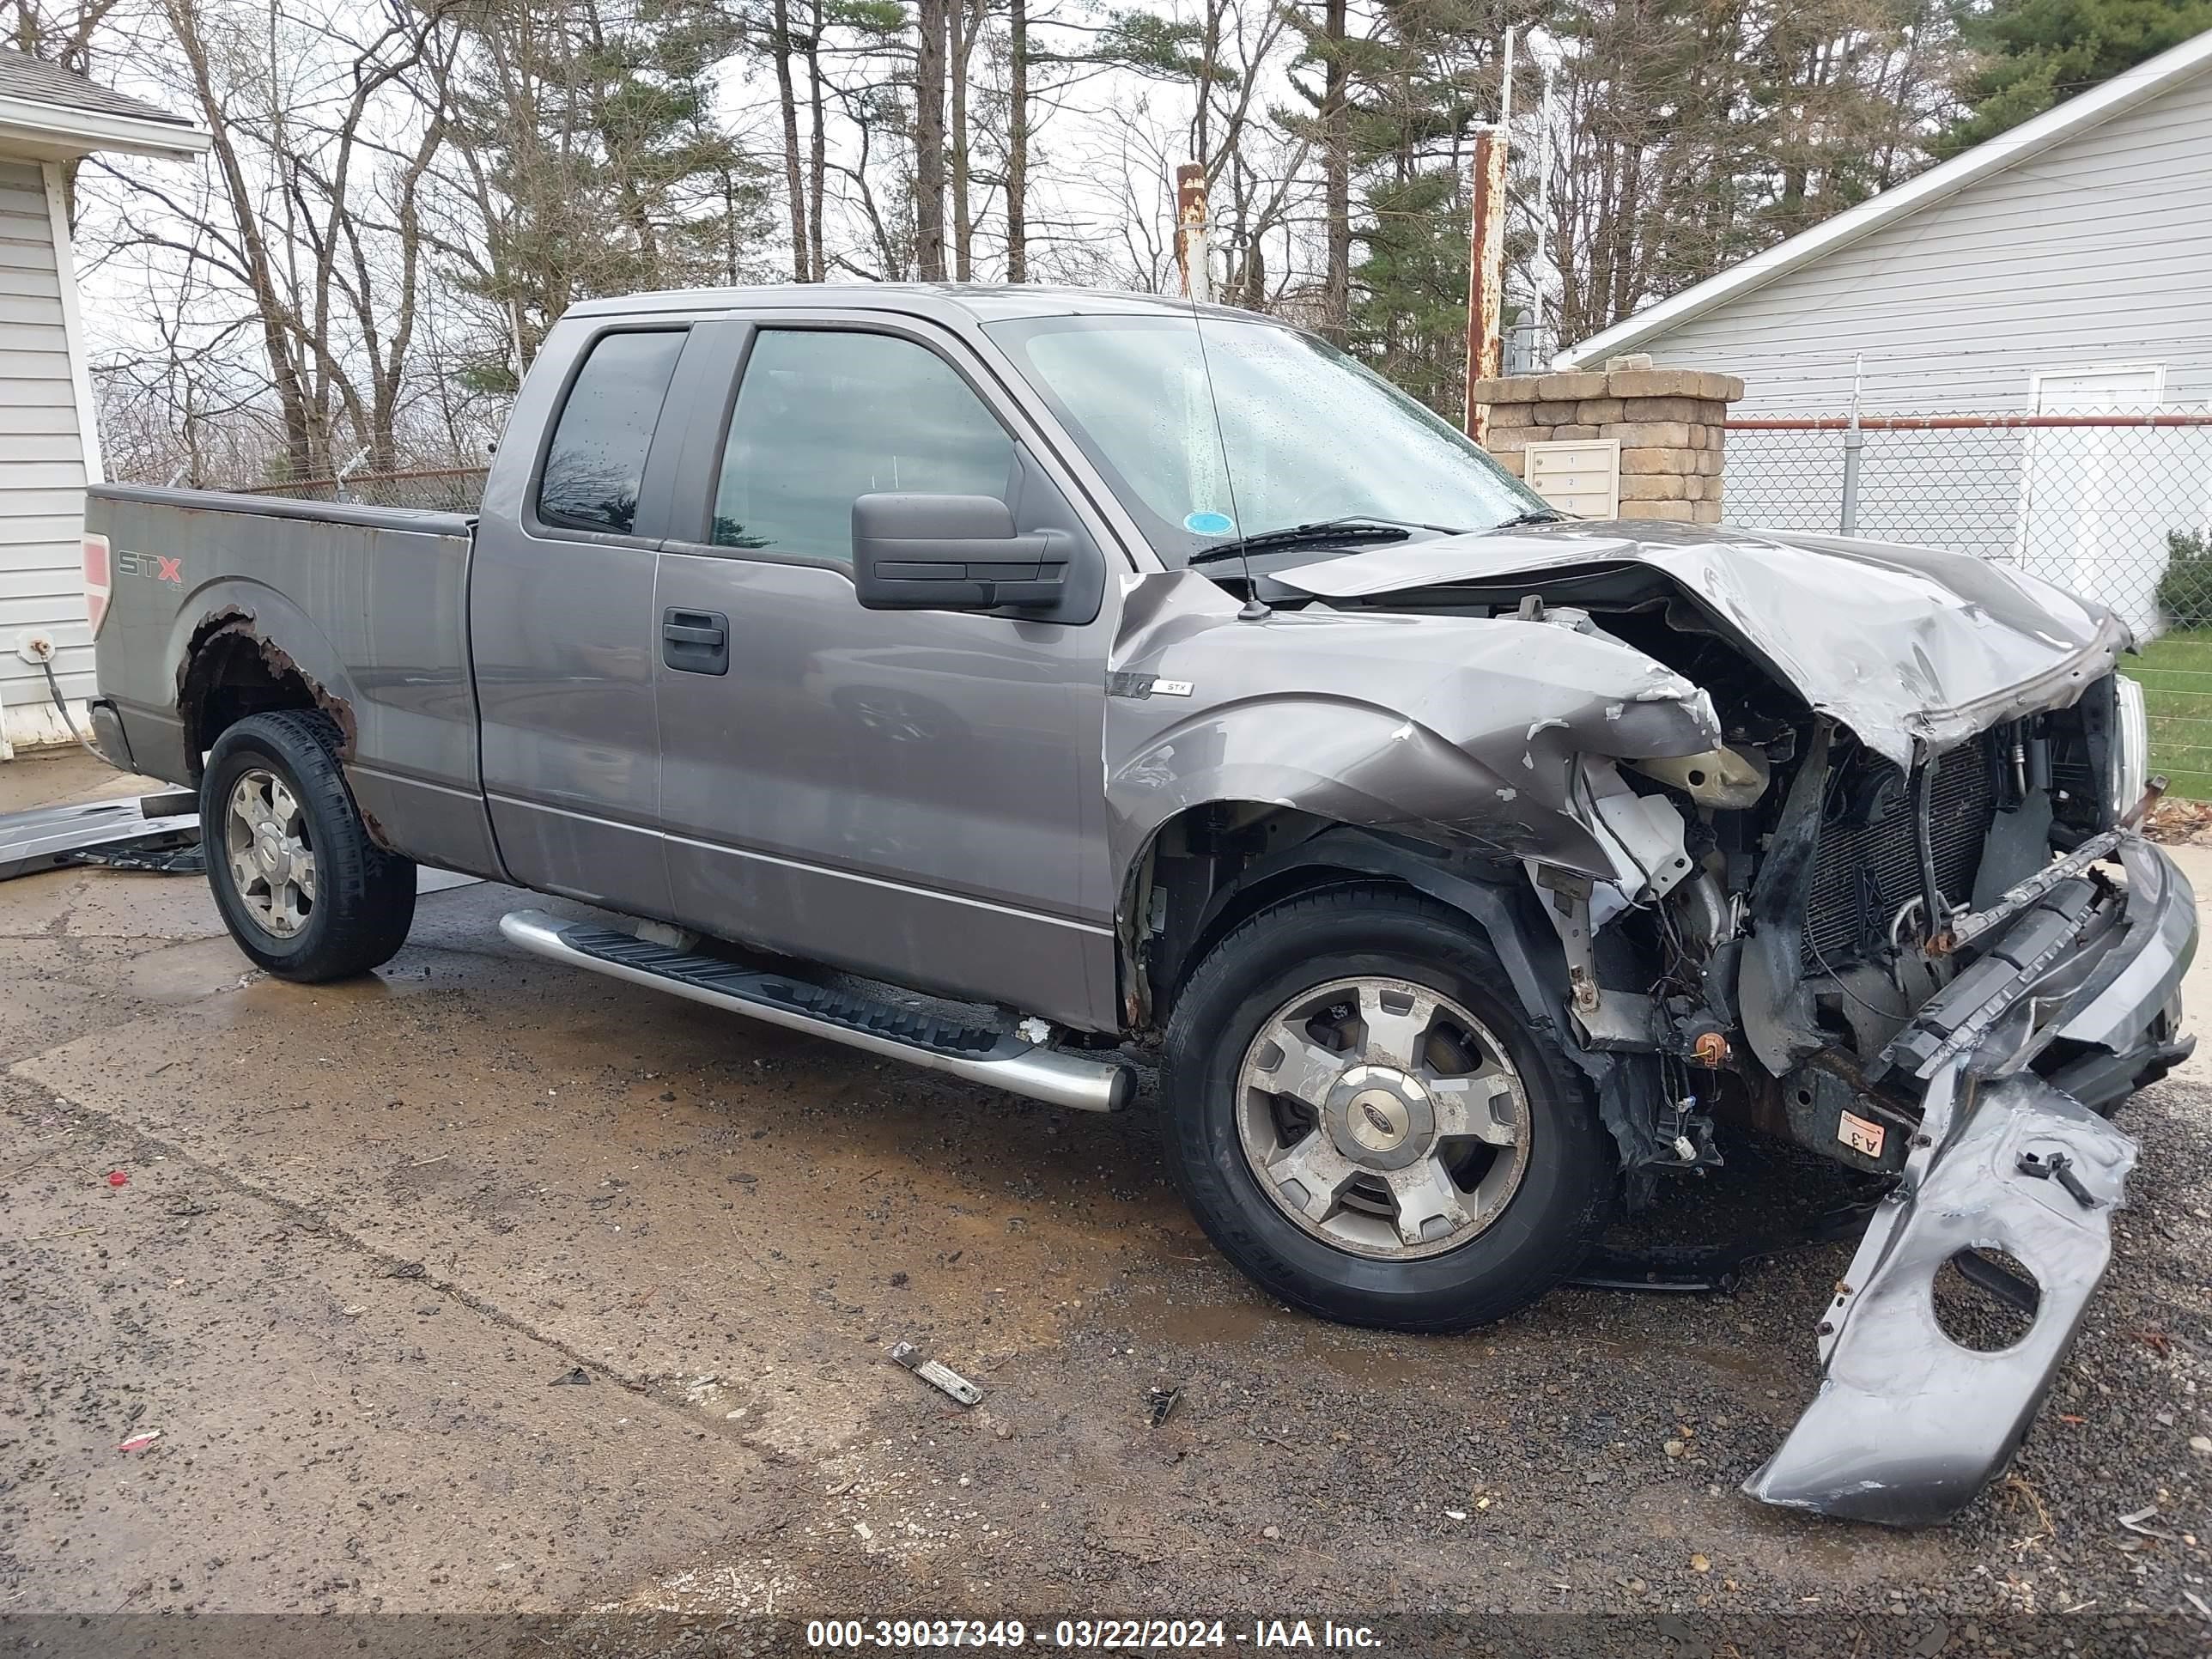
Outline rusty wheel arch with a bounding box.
[176,610,359,781]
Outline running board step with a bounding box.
[499,909,1132,1113]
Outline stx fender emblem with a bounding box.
[116,550,184,585]
[1106,672,1195,700]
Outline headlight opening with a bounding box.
[2112,673,2149,819]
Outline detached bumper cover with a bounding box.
[0,793,201,883]
[1746,836,2196,1526]
[1743,1070,2133,1524]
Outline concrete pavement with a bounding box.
[3,746,2208,1632]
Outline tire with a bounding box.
[1162,884,1612,1333]
[200,709,416,981]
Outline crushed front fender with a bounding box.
[1742,1066,2136,1525]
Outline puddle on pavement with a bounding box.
[117,937,267,1000]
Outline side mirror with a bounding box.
[852,493,1069,613]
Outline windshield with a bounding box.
[982,313,1552,567]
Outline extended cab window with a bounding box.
[711,330,1014,562]
[538,330,686,534]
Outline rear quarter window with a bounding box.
[537,330,686,534]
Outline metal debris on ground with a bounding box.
[65,839,205,875]
[1146,1384,1183,1426]
[0,794,203,883]
[888,1340,981,1407]
[2119,1504,2174,1539]
[550,1366,591,1387]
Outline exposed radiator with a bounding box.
[1802,744,1997,972]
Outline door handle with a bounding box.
[662,607,730,675]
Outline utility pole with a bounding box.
[1462,125,1506,440]
[1176,163,1213,303]
[1498,25,1516,131]
[1525,27,1565,367]
[1462,27,1516,434]
[1532,58,1557,358]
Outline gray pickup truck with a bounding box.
[83,284,2193,1524]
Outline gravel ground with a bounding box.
[3,748,2209,1656]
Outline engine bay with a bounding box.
[1304,572,2146,1182]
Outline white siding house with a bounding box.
[1558,28,2212,635]
[0,53,205,758]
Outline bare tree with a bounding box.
[1318,0,1347,335]
[913,0,947,277]
[1005,0,1028,278]
[57,0,1970,484]
[768,0,811,280]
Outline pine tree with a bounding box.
[444,0,769,382]
[1308,0,1494,410]
[1945,0,2212,151]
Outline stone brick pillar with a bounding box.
[1468,362,1744,526]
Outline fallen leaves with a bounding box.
[1999,1474,2054,1556]
[2146,796,2212,845]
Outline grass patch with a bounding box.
[2136,628,2212,799]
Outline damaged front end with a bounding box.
[1212,523,2197,1524]
[1741,826,2192,1523]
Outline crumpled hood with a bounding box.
[1267,520,2130,768]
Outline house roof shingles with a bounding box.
[0,49,192,129]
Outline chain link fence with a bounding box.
[1721,410,2212,798]
[195,421,2212,796]
[237,465,489,514]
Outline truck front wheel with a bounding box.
[1162,884,1612,1332]
[201,710,416,981]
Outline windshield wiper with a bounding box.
[1186,516,1446,564]
[1492,508,1567,527]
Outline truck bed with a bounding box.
[85,484,493,875]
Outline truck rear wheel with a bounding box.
[1162,884,1612,1332]
[201,710,416,981]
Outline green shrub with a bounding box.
[2158,529,2212,631]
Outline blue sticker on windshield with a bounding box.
[1183,510,1236,536]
